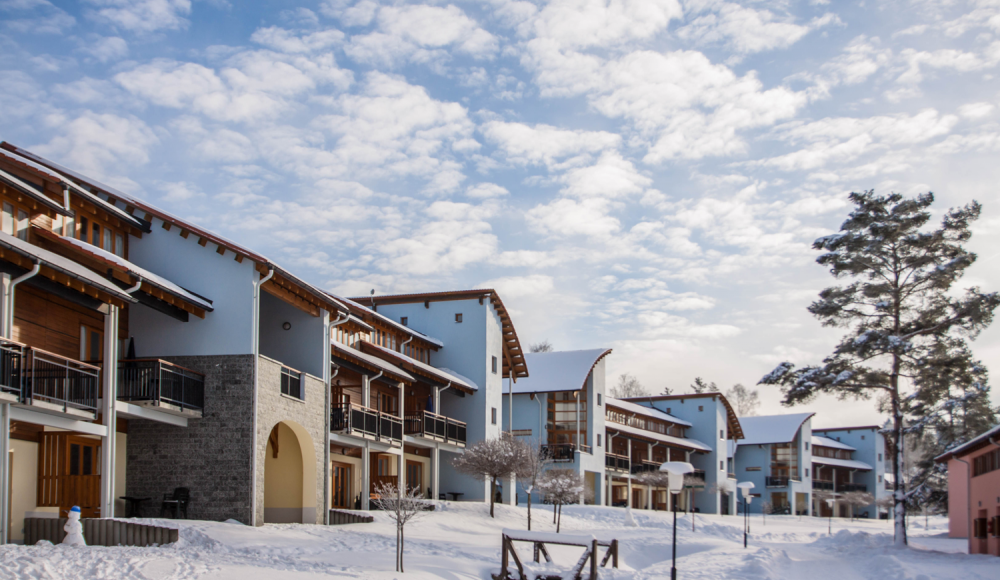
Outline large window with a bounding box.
[547,391,587,447]
[77,215,125,257]
[2,201,30,241]
[771,436,799,479]
[973,448,1000,477]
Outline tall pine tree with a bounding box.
[760,191,999,546]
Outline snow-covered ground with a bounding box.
[0,505,992,579]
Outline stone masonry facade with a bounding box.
[254,355,327,525]
[126,354,255,524]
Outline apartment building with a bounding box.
[812,426,887,518]
[503,349,611,505]
[936,423,1000,556]
[624,393,743,515]
[732,413,813,515]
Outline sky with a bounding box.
[3,0,1000,428]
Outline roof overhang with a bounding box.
[359,341,477,394]
[605,422,712,453]
[0,167,72,217]
[331,341,414,385]
[623,392,745,440]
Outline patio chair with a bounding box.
[161,487,191,519]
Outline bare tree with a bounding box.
[371,481,429,573]
[760,501,772,526]
[538,469,585,533]
[513,438,550,531]
[611,373,649,398]
[684,474,705,531]
[813,490,837,534]
[725,383,760,416]
[690,377,718,394]
[634,471,671,511]
[841,491,875,521]
[529,340,554,353]
[661,385,674,395]
[452,435,519,518]
[876,495,894,521]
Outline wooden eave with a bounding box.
[330,345,413,386]
[357,341,475,395]
[604,425,704,452]
[0,246,129,309]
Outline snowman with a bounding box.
[62,506,86,546]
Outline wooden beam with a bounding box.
[262,282,320,317]
[162,221,172,231]
[234,254,244,264]
[197,237,208,247]
[216,245,225,256]
[143,212,152,222]
[179,229,189,239]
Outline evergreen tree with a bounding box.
[759,191,999,546]
[690,377,718,394]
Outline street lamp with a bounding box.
[737,482,754,548]
[660,462,694,580]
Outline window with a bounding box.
[597,434,602,447]
[491,407,497,425]
[80,325,102,362]
[805,468,810,477]
[103,227,112,252]
[16,209,28,241]
[746,467,762,472]
[720,429,724,439]
[455,313,463,323]
[491,356,497,374]
[666,408,671,414]
[878,475,882,483]
[2,202,14,235]
[597,394,602,406]
[805,442,810,451]
[281,366,303,400]
[861,435,866,440]
[720,460,724,470]
[973,448,1000,477]
[878,453,882,462]
[2,203,30,240]
[115,233,124,258]
[400,317,408,326]
[547,391,587,447]
[698,406,703,412]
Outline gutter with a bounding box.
[250,268,274,526]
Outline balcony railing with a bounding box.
[766,476,790,487]
[403,410,467,447]
[24,347,99,415]
[631,460,661,475]
[813,480,834,490]
[118,359,205,413]
[838,483,867,492]
[605,453,630,472]
[542,443,577,462]
[331,403,402,446]
[0,338,24,401]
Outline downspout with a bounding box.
[323,310,349,525]
[125,276,142,295]
[5,261,40,336]
[250,267,273,526]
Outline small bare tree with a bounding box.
[760,501,772,526]
[684,474,705,531]
[725,383,761,416]
[371,481,429,573]
[529,340,554,353]
[513,438,550,530]
[538,469,585,533]
[611,373,649,398]
[452,435,519,518]
[634,471,671,511]
[814,490,837,534]
[876,495,894,521]
[841,491,875,521]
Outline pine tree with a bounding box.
[759,190,999,547]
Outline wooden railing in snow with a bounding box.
[493,529,619,580]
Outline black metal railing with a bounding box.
[630,460,660,475]
[541,443,577,462]
[765,476,790,487]
[280,365,302,400]
[605,453,630,472]
[331,403,402,446]
[404,410,467,447]
[838,483,867,492]
[813,480,834,490]
[693,469,707,481]
[24,347,99,414]
[118,359,205,412]
[0,338,24,399]
[579,444,592,454]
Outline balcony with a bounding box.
[813,480,834,491]
[118,359,205,416]
[403,410,467,447]
[631,460,661,475]
[766,476,790,488]
[542,443,577,462]
[0,338,23,403]
[605,452,630,473]
[23,346,100,418]
[838,483,867,493]
[331,403,402,446]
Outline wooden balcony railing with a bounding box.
[403,410,467,447]
[838,482,867,492]
[541,443,577,462]
[630,460,661,475]
[0,338,24,400]
[331,403,402,446]
[813,480,834,490]
[118,359,205,412]
[24,346,99,414]
[605,452,630,472]
[766,476,790,487]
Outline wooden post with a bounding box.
[501,535,509,579]
[613,539,619,568]
[590,539,598,580]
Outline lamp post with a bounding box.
[660,461,694,580]
[737,482,754,548]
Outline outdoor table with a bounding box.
[120,496,151,518]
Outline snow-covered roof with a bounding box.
[330,292,444,348]
[935,423,1000,462]
[0,230,136,303]
[812,436,855,451]
[504,349,611,395]
[606,397,692,427]
[331,340,414,383]
[361,341,477,393]
[605,421,712,452]
[0,165,71,216]
[812,456,872,470]
[40,230,213,312]
[736,413,814,446]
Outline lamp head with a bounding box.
[737,481,755,498]
[659,461,694,475]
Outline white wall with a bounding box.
[258,291,325,378]
[126,217,255,356]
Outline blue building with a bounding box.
[812,426,888,518]
[732,413,814,515]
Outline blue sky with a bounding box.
[3,0,1000,426]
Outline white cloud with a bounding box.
[80,35,129,62]
[466,183,509,198]
[896,44,1000,86]
[481,121,620,169]
[83,0,192,34]
[478,274,555,299]
[677,3,838,56]
[517,0,682,50]
[958,102,995,119]
[526,197,621,239]
[557,152,650,199]
[35,112,158,183]
[1,0,76,34]
[250,26,344,54]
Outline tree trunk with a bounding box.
[396,525,401,572]
[527,489,532,531]
[490,478,496,518]
[400,525,405,573]
[554,500,558,524]
[557,502,562,533]
[890,369,908,547]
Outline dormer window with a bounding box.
[2,202,30,241]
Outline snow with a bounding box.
[606,420,713,452]
[607,397,693,427]
[737,413,815,446]
[501,528,595,545]
[811,436,856,451]
[505,349,611,395]
[328,292,445,348]
[811,456,874,470]
[0,505,986,580]
[330,340,414,382]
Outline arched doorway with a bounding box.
[264,421,317,523]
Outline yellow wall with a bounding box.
[264,423,304,510]
[114,432,126,517]
[9,439,39,543]
[330,452,362,509]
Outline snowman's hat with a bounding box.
[70,506,81,513]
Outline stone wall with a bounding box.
[125,354,255,523]
[254,355,327,525]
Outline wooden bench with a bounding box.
[493,529,620,580]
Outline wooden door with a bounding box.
[38,433,102,517]
[632,488,644,509]
[405,460,422,495]
[331,462,352,509]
